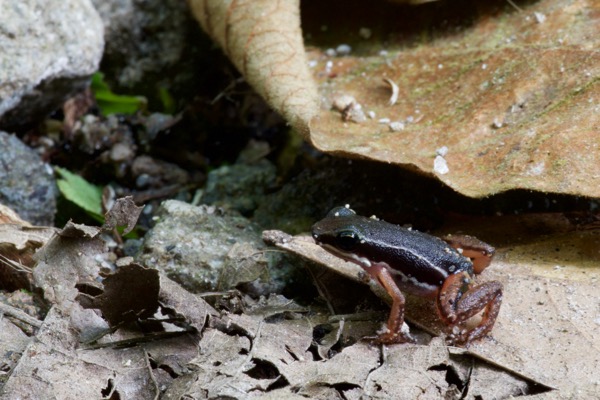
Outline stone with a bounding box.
[0,0,104,130]
[0,132,57,225]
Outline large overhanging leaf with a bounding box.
[188,0,319,134]
[188,0,599,198]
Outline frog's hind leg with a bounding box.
[437,272,503,346]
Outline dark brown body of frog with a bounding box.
[311,214,474,298]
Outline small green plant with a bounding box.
[158,86,176,114]
[91,72,147,116]
[55,167,103,221]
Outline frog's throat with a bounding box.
[319,243,372,268]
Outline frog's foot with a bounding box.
[445,325,492,348]
[364,324,415,345]
[444,325,471,347]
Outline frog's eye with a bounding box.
[336,230,360,251]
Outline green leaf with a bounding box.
[55,167,104,220]
[158,86,176,114]
[91,72,147,116]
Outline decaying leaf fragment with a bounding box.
[77,262,159,326]
[2,306,160,399]
[33,222,106,306]
[0,224,57,290]
[102,196,143,235]
[0,204,31,225]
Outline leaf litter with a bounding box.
[2,195,599,398]
[1,199,219,398]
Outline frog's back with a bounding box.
[356,217,473,288]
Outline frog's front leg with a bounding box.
[366,263,415,344]
[437,272,503,345]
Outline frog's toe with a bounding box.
[364,328,415,345]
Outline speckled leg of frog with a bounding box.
[367,266,415,345]
[437,272,503,346]
[442,234,495,274]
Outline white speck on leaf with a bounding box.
[332,95,355,111]
[534,12,546,24]
[526,162,545,176]
[389,121,405,131]
[434,155,449,174]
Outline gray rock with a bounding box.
[202,159,277,216]
[0,0,104,130]
[137,201,272,294]
[0,132,57,226]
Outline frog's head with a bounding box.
[311,206,374,267]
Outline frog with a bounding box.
[311,205,503,346]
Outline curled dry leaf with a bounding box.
[188,0,319,134]
[2,306,159,399]
[33,223,106,306]
[0,224,57,290]
[58,220,102,238]
[0,204,30,225]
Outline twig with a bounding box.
[0,302,43,328]
[506,0,523,12]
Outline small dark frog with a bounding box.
[311,206,503,346]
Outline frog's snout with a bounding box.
[311,224,323,242]
[311,230,319,241]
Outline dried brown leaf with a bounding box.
[33,225,106,306]
[0,204,30,225]
[307,0,599,197]
[102,196,143,235]
[0,224,57,290]
[158,273,218,331]
[188,0,319,133]
[4,215,220,398]
[2,306,158,399]
[192,0,599,198]
[78,262,160,326]
[461,260,600,398]
[0,317,31,374]
[0,224,57,251]
[58,220,102,238]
